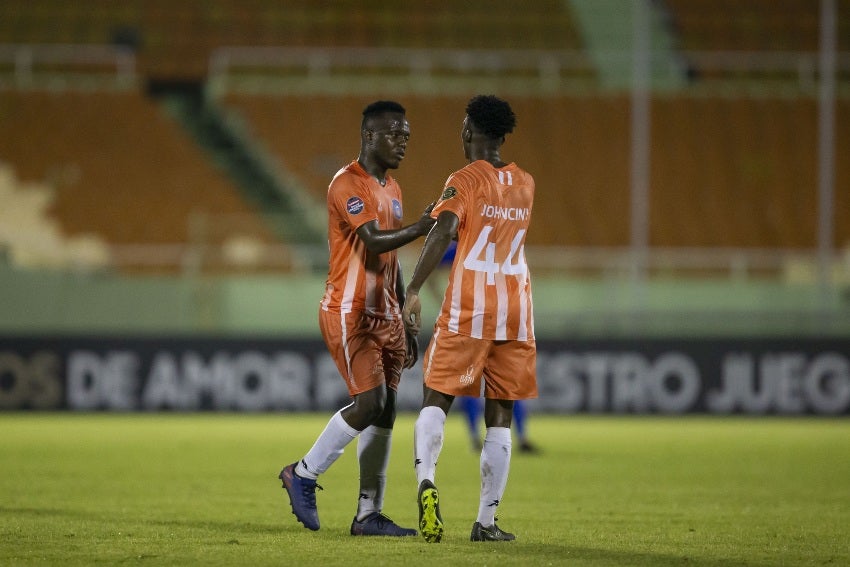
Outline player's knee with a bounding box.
[362,401,385,423]
[353,386,388,423]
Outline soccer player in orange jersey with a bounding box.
[403,95,537,543]
[279,100,434,536]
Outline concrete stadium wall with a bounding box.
[1,265,848,338]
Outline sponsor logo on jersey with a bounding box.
[459,364,475,387]
[346,196,365,215]
[441,187,457,200]
[392,199,402,220]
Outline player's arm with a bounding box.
[395,259,406,309]
[403,210,459,335]
[355,202,435,255]
[395,260,419,368]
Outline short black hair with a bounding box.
[466,95,516,139]
[362,100,406,127]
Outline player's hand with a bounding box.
[418,202,436,231]
[403,291,422,336]
[403,328,419,369]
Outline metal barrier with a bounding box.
[206,46,850,96]
[0,44,136,89]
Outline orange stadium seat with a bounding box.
[0,90,274,263]
[0,1,583,80]
[2,1,847,254]
[221,93,849,250]
[650,96,850,249]
[221,94,633,248]
[665,0,821,52]
[664,0,850,84]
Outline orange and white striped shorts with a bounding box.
[319,308,406,396]
[421,327,537,400]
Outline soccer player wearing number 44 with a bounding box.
[403,95,537,543]
[279,100,435,536]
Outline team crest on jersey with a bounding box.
[391,199,402,220]
[441,187,457,200]
[346,196,365,215]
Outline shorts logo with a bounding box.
[346,196,365,215]
[441,187,457,200]
[391,199,402,220]
[459,364,475,387]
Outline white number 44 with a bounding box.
[462,226,526,284]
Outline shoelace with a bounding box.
[301,481,323,509]
[369,513,406,532]
[373,513,392,528]
[480,519,504,533]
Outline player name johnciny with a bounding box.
[480,205,530,221]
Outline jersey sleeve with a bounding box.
[431,170,472,226]
[329,173,378,231]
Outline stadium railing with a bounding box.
[207,46,596,97]
[2,41,848,336]
[0,43,136,89]
[96,212,849,285]
[206,46,850,96]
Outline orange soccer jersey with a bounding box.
[320,160,405,319]
[431,160,535,341]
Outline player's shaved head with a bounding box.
[362,100,406,129]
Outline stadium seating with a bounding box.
[220,94,626,248]
[0,0,582,80]
[665,0,823,52]
[664,0,850,83]
[0,162,110,270]
[222,92,849,250]
[0,90,275,271]
[2,1,847,255]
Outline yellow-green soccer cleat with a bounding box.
[417,479,444,543]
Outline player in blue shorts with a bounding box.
[457,396,538,453]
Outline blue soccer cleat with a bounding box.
[279,462,322,531]
[350,512,417,536]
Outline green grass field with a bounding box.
[1,413,848,566]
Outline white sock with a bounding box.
[477,426,512,526]
[414,405,446,485]
[296,409,359,480]
[356,425,392,521]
